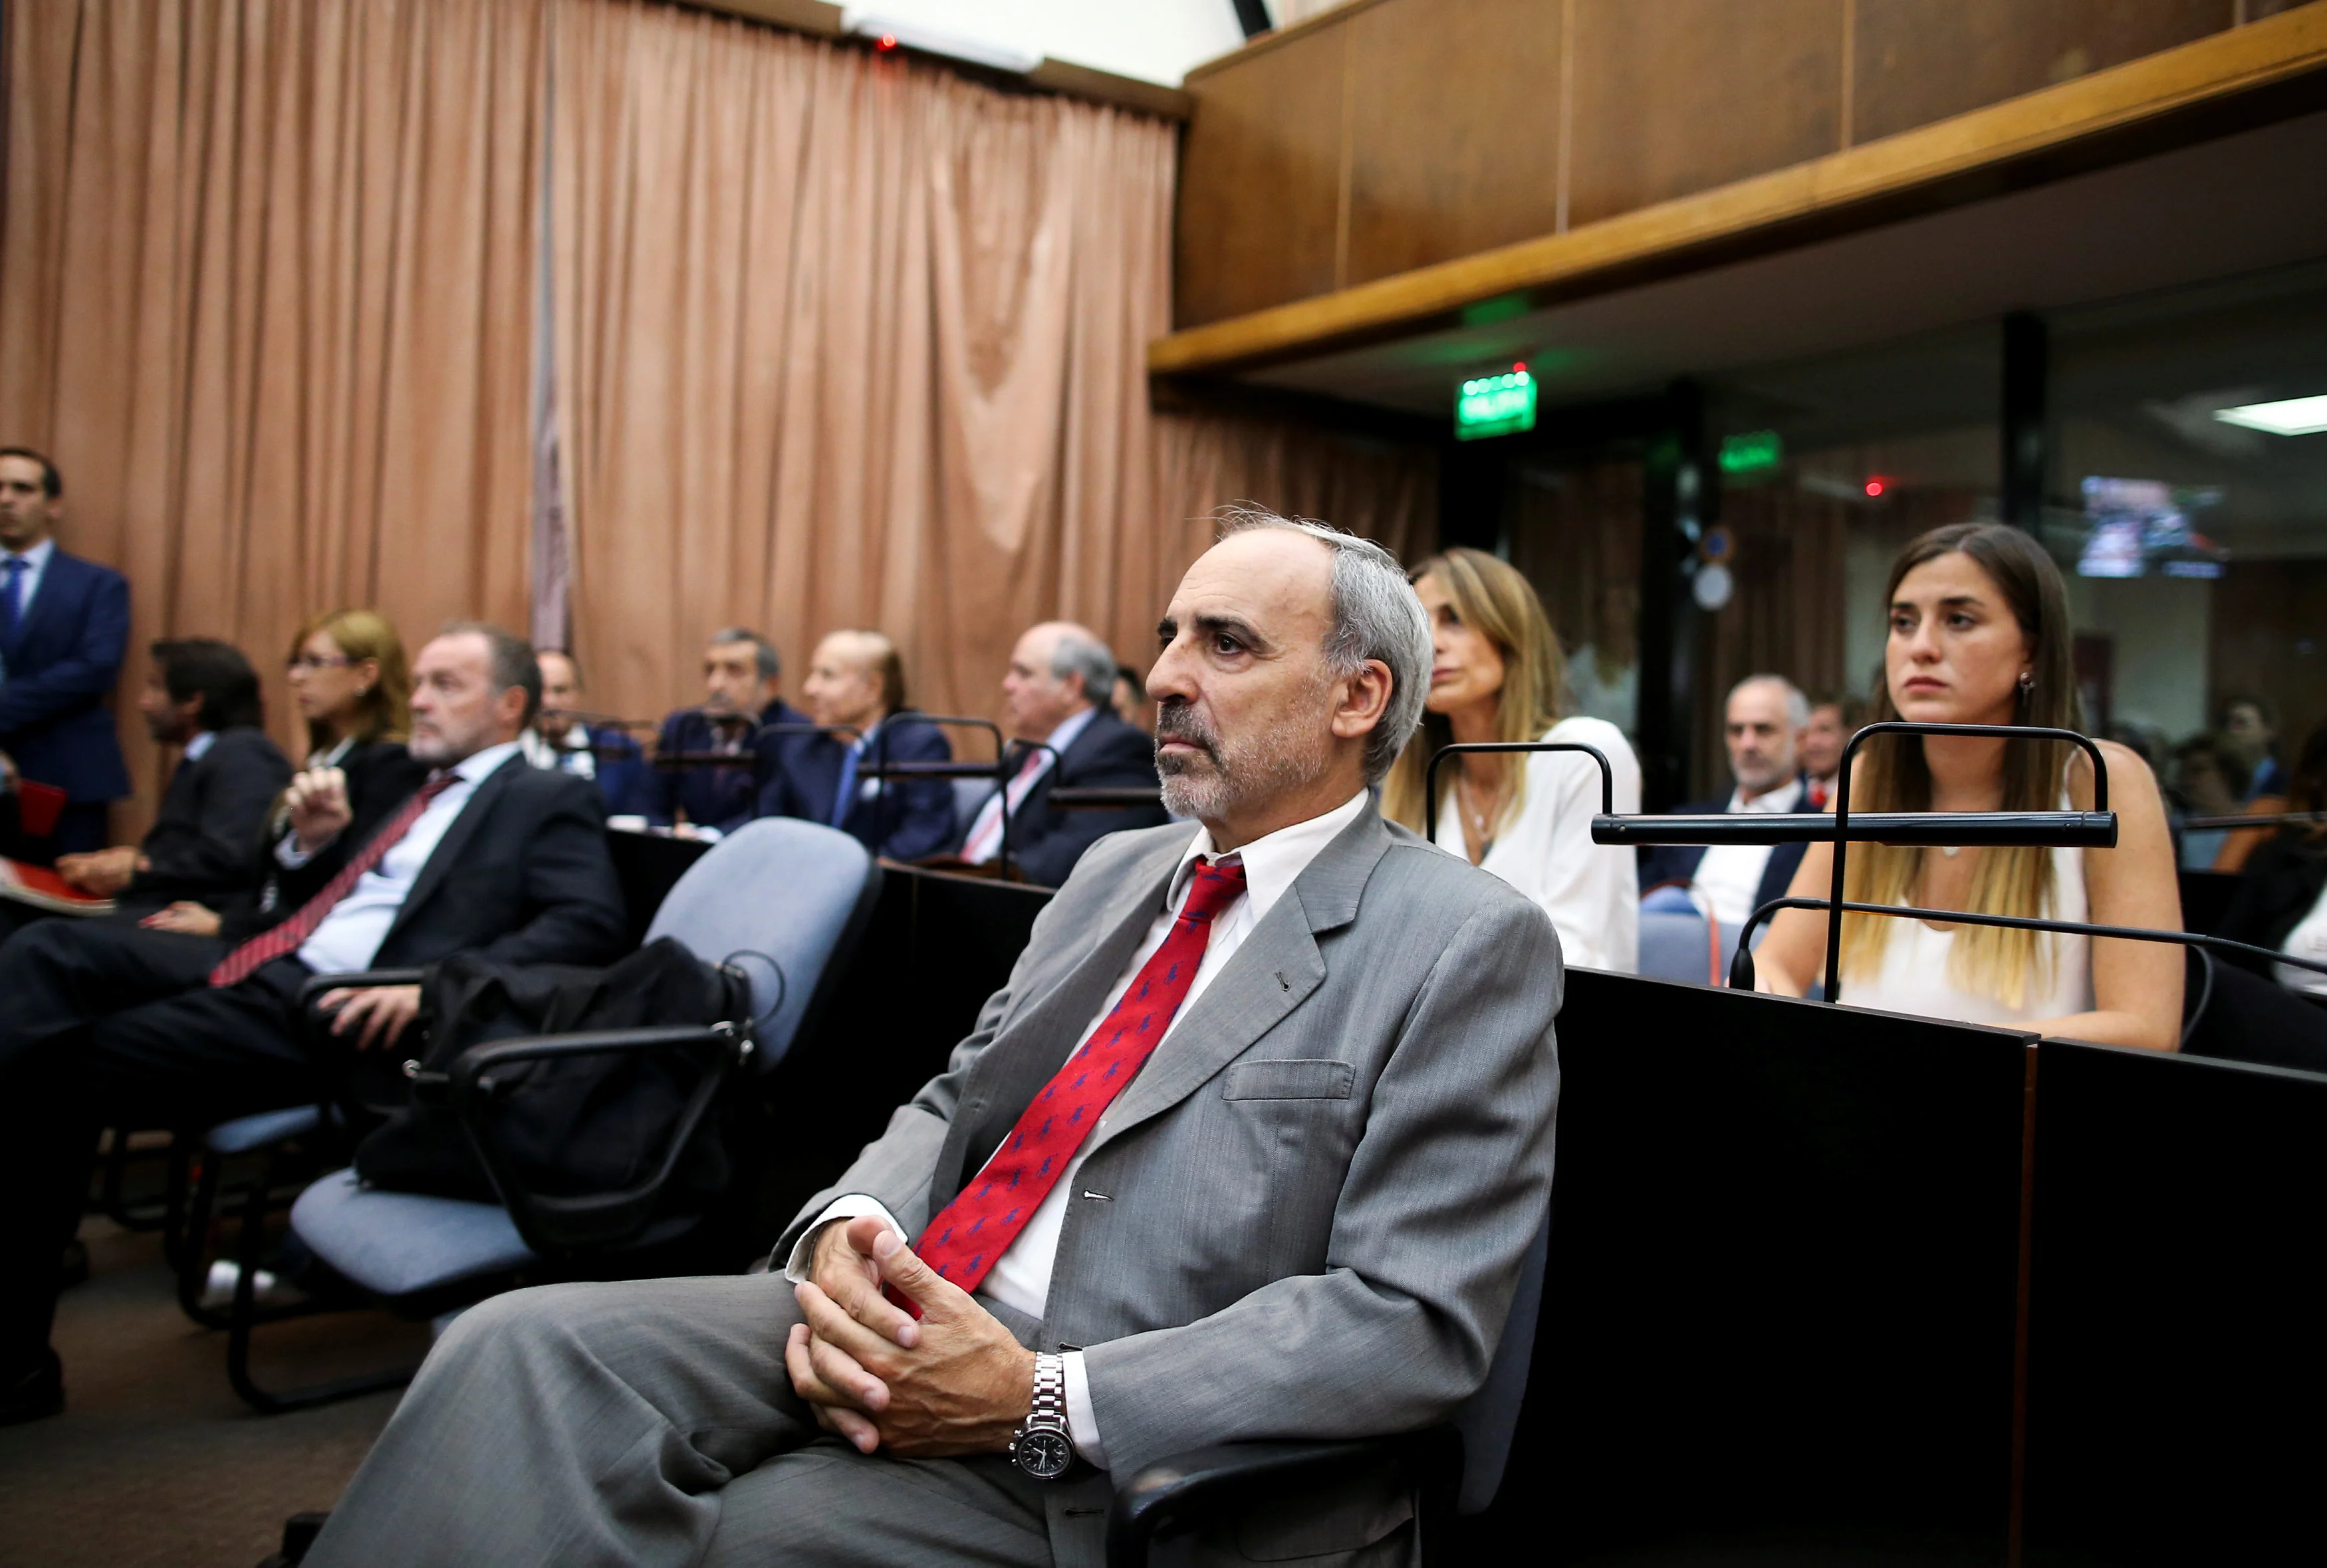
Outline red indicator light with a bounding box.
[1864,479,1886,497]
[876,33,898,51]
[1513,362,1527,373]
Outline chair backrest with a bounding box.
[951,776,992,840]
[1638,907,1718,985]
[1451,1206,1550,1513]
[644,818,882,1068]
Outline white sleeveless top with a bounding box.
[1848,835,2094,1028]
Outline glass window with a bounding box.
[2047,261,2327,864]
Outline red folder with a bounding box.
[15,779,67,840]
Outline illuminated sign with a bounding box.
[1455,368,1537,441]
[1718,429,1784,475]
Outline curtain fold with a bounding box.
[549,0,1183,731]
[0,0,543,830]
[4,0,1438,836]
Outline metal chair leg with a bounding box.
[225,1150,417,1414]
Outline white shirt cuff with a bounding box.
[780,1195,905,1284]
[275,831,320,869]
[1063,1350,1106,1470]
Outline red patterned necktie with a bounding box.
[898,857,1249,1311]
[207,772,457,988]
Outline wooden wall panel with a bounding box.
[1342,0,1564,286]
[1566,0,1846,229]
[1174,25,1348,328]
[1852,0,2235,145]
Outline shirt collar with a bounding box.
[3,536,55,570]
[1165,789,1370,924]
[182,730,217,762]
[1042,704,1100,756]
[451,740,522,784]
[1729,776,1804,815]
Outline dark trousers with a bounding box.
[2184,958,2327,1074]
[0,917,315,1369]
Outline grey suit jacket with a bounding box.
[783,802,1561,1559]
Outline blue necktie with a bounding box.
[830,740,861,829]
[0,556,24,645]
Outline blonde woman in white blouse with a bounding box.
[1382,547,1642,972]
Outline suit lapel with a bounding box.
[377,754,521,953]
[1084,807,1391,1156]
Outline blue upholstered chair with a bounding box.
[219,818,883,1412]
[1639,906,1722,986]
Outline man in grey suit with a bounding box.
[306,513,1562,1568]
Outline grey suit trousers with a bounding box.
[305,1274,1070,1568]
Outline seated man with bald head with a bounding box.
[953,619,1166,887]
[302,514,1562,1568]
[761,629,956,861]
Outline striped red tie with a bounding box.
[207,773,457,988]
[896,857,1248,1312]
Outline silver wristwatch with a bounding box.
[1010,1352,1076,1480]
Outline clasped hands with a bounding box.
[788,1214,1035,1459]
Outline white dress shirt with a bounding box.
[0,534,55,619]
[961,705,1101,864]
[1429,716,1642,972]
[787,788,1372,1468]
[1691,776,1804,930]
[2278,881,2327,997]
[285,742,520,975]
[0,536,56,677]
[181,730,217,764]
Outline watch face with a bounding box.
[1014,1426,1075,1480]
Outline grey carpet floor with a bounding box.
[0,1216,426,1568]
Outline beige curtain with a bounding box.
[0,0,543,834]
[1152,410,1438,575]
[549,0,1178,736]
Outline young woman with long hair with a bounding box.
[1382,547,1644,972]
[1751,523,2183,1048]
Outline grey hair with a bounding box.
[1048,625,1119,709]
[436,620,543,727]
[1733,672,1810,730]
[1216,506,1431,783]
[709,627,781,683]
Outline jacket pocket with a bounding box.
[1222,1058,1356,1101]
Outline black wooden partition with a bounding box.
[2023,1043,2327,1565]
[1493,968,2035,1565]
[759,862,1053,1220]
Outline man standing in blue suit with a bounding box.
[760,629,955,861]
[0,449,131,860]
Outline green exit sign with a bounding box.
[1456,370,1537,441]
[1719,429,1784,475]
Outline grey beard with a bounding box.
[1156,718,1328,822]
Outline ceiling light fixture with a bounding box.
[2211,394,2327,437]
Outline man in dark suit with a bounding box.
[761,630,955,861]
[1640,674,1812,935]
[642,628,806,837]
[0,637,291,943]
[0,623,626,1424]
[0,449,131,859]
[527,649,650,815]
[954,621,1166,887]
